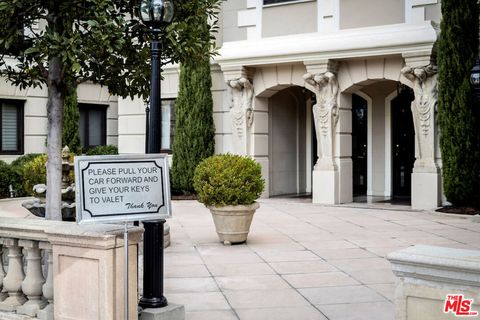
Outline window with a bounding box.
[79,104,107,149]
[264,0,304,5]
[0,100,23,154]
[161,99,176,152]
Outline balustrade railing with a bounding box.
[0,217,143,320]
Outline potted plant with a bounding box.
[193,154,265,245]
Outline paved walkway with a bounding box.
[165,199,480,320]
[1,197,479,319]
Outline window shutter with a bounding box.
[2,104,18,151]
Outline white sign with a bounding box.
[75,154,172,224]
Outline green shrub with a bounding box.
[10,153,42,168]
[193,154,265,207]
[437,0,480,206]
[22,154,47,195]
[62,87,81,154]
[0,161,19,198]
[85,145,118,156]
[171,12,215,194]
[10,153,43,196]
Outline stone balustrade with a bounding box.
[387,245,480,320]
[0,217,143,320]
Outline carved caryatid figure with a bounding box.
[226,77,254,154]
[401,65,438,168]
[304,71,339,170]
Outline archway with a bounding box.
[268,86,315,196]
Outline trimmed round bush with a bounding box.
[193,154,265,207]
[86,145,118,156]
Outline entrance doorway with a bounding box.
[391,87,415,199]
[269,86,312,197]
[352,94,368,196]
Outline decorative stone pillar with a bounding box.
[401,64,441,209]
[0,243,8,301]
[0,238,26,311]
[37,243,53,320]
[17,240,47,317]
[304,60,341,204]
[225,67,255,155]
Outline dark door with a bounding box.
[391,88,415,198]
[352,94,368,196]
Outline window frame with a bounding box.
[0,99,24,155]
[159,98,176,154]
[263,0,314,7]
[78,103,107,150]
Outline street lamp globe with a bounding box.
[139,0,174,31]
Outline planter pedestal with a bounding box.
[208,202,259,245]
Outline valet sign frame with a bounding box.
[74,154,172,224]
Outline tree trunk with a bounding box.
[45,56,65,221]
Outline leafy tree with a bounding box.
[171,13,215,194]
[62,85,81,154]
[0,0,221,219]
[437,0,480,206]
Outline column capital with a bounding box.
[402,51,436,69]
[304,59,339,75]
[221,66,255,83]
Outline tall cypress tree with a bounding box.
[171,15,215,194]
[62,86,81,154]
[438,0,480,206]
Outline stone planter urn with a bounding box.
[208,202,259,245]
[193,154,265,246]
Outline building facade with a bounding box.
[1,0,444,210]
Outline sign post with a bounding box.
[75,154,172,320]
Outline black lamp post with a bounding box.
[139,0,174,310]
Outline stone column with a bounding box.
[224,67,255,155]
[304,60,342,204]
[37,243,53,320]
[401,63,441,209]
[0,243,8,301]
[0,238,26,311]
[17,240,47,317]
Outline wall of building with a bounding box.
[221,0,248,42]
[262,1,317,37]
[339,0,405,29]
[0,77,117,163]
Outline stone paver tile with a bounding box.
[247,242,306,252]
[283,272,360,288]
[216,275,290,291]
[393,219,441,226]
[207,263,275,276]
[165,252,204,266]
[289,231,338,242]
[365,246,411,258]
[165,277,219,293]
[311,248,377,260]
[168,292,231,312]
[327,258,391,272]
[256,250,319,262]
[347,268,396,285]
[319,301,394,320]
[301,240,358,250]
[367,284,396,301]
[202,253,263,265]
[186,310,238,320]
[225,289,310,309]
[196,244,253,256]
[349,238,407,248]
[269,261,337,274]
[236,307,327,320]
[300,285,386,305]
[165,264,211,278]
